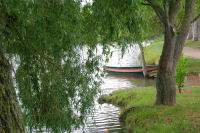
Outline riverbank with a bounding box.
[140,38,200,73]
[99,87,200,132]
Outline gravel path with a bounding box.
[183,46,200,59]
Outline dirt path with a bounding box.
[183,46,200,59]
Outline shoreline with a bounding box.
[99,87,200,132]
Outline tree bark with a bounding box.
[156,24,177,105]
[138,43,148,78]
[0,35,25,132]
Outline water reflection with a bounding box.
[102,74,155,93]
[73,44,200,133]
[72,73,158,133]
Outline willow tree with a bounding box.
[0,0,102,132]
[91,0,198,105]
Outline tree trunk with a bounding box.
[0,36,25,132]
[155,0,195,105]
[188,13,200,41]
[192,20,198,41]
[187,24,193,40]
[196,18,200,41]
[138,43,148,78]
[155,25,177,105]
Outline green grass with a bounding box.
[186,58,200,73]
[99,87,200,133]
[141,38,200,73]
[185,40,200,49]
[142,38,163,65]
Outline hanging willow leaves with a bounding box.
[86,0,163,57]
[0,0,102,132]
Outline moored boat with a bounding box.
[103,65,158,76]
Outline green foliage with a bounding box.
[91,0,163,44]
[194,0,200,11]
[1,0,199,132]
[91,0,147,56]
[0,0,102,132]
[176,54,188,93]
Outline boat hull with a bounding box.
[103,65,158,76]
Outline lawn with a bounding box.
[142,38,163,65]
[99,87,200,133]
[186,58,200,73]
[185,40,200,49]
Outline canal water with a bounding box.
[72,44,200,133]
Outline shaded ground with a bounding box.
[183,46,200,59]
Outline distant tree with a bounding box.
[189,1,200,41]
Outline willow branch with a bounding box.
[168,0,182,25]
[144,0,166,24]
[13,26,63,71]
[141,2,151,6]
[163,0,169,20]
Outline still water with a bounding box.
[73,75,156,133]
[73,45,200,133]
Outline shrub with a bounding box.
[175,54,188,93]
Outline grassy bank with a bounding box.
[99,87,200,133]
[141,38,200,73]
[185,40,200,48]
[143,38,163,65]
[186,58,200,73]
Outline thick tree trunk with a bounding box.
[156,26,177,105]
[0,36,25,132]
[138,43,148,78]
[154,0,195,105]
